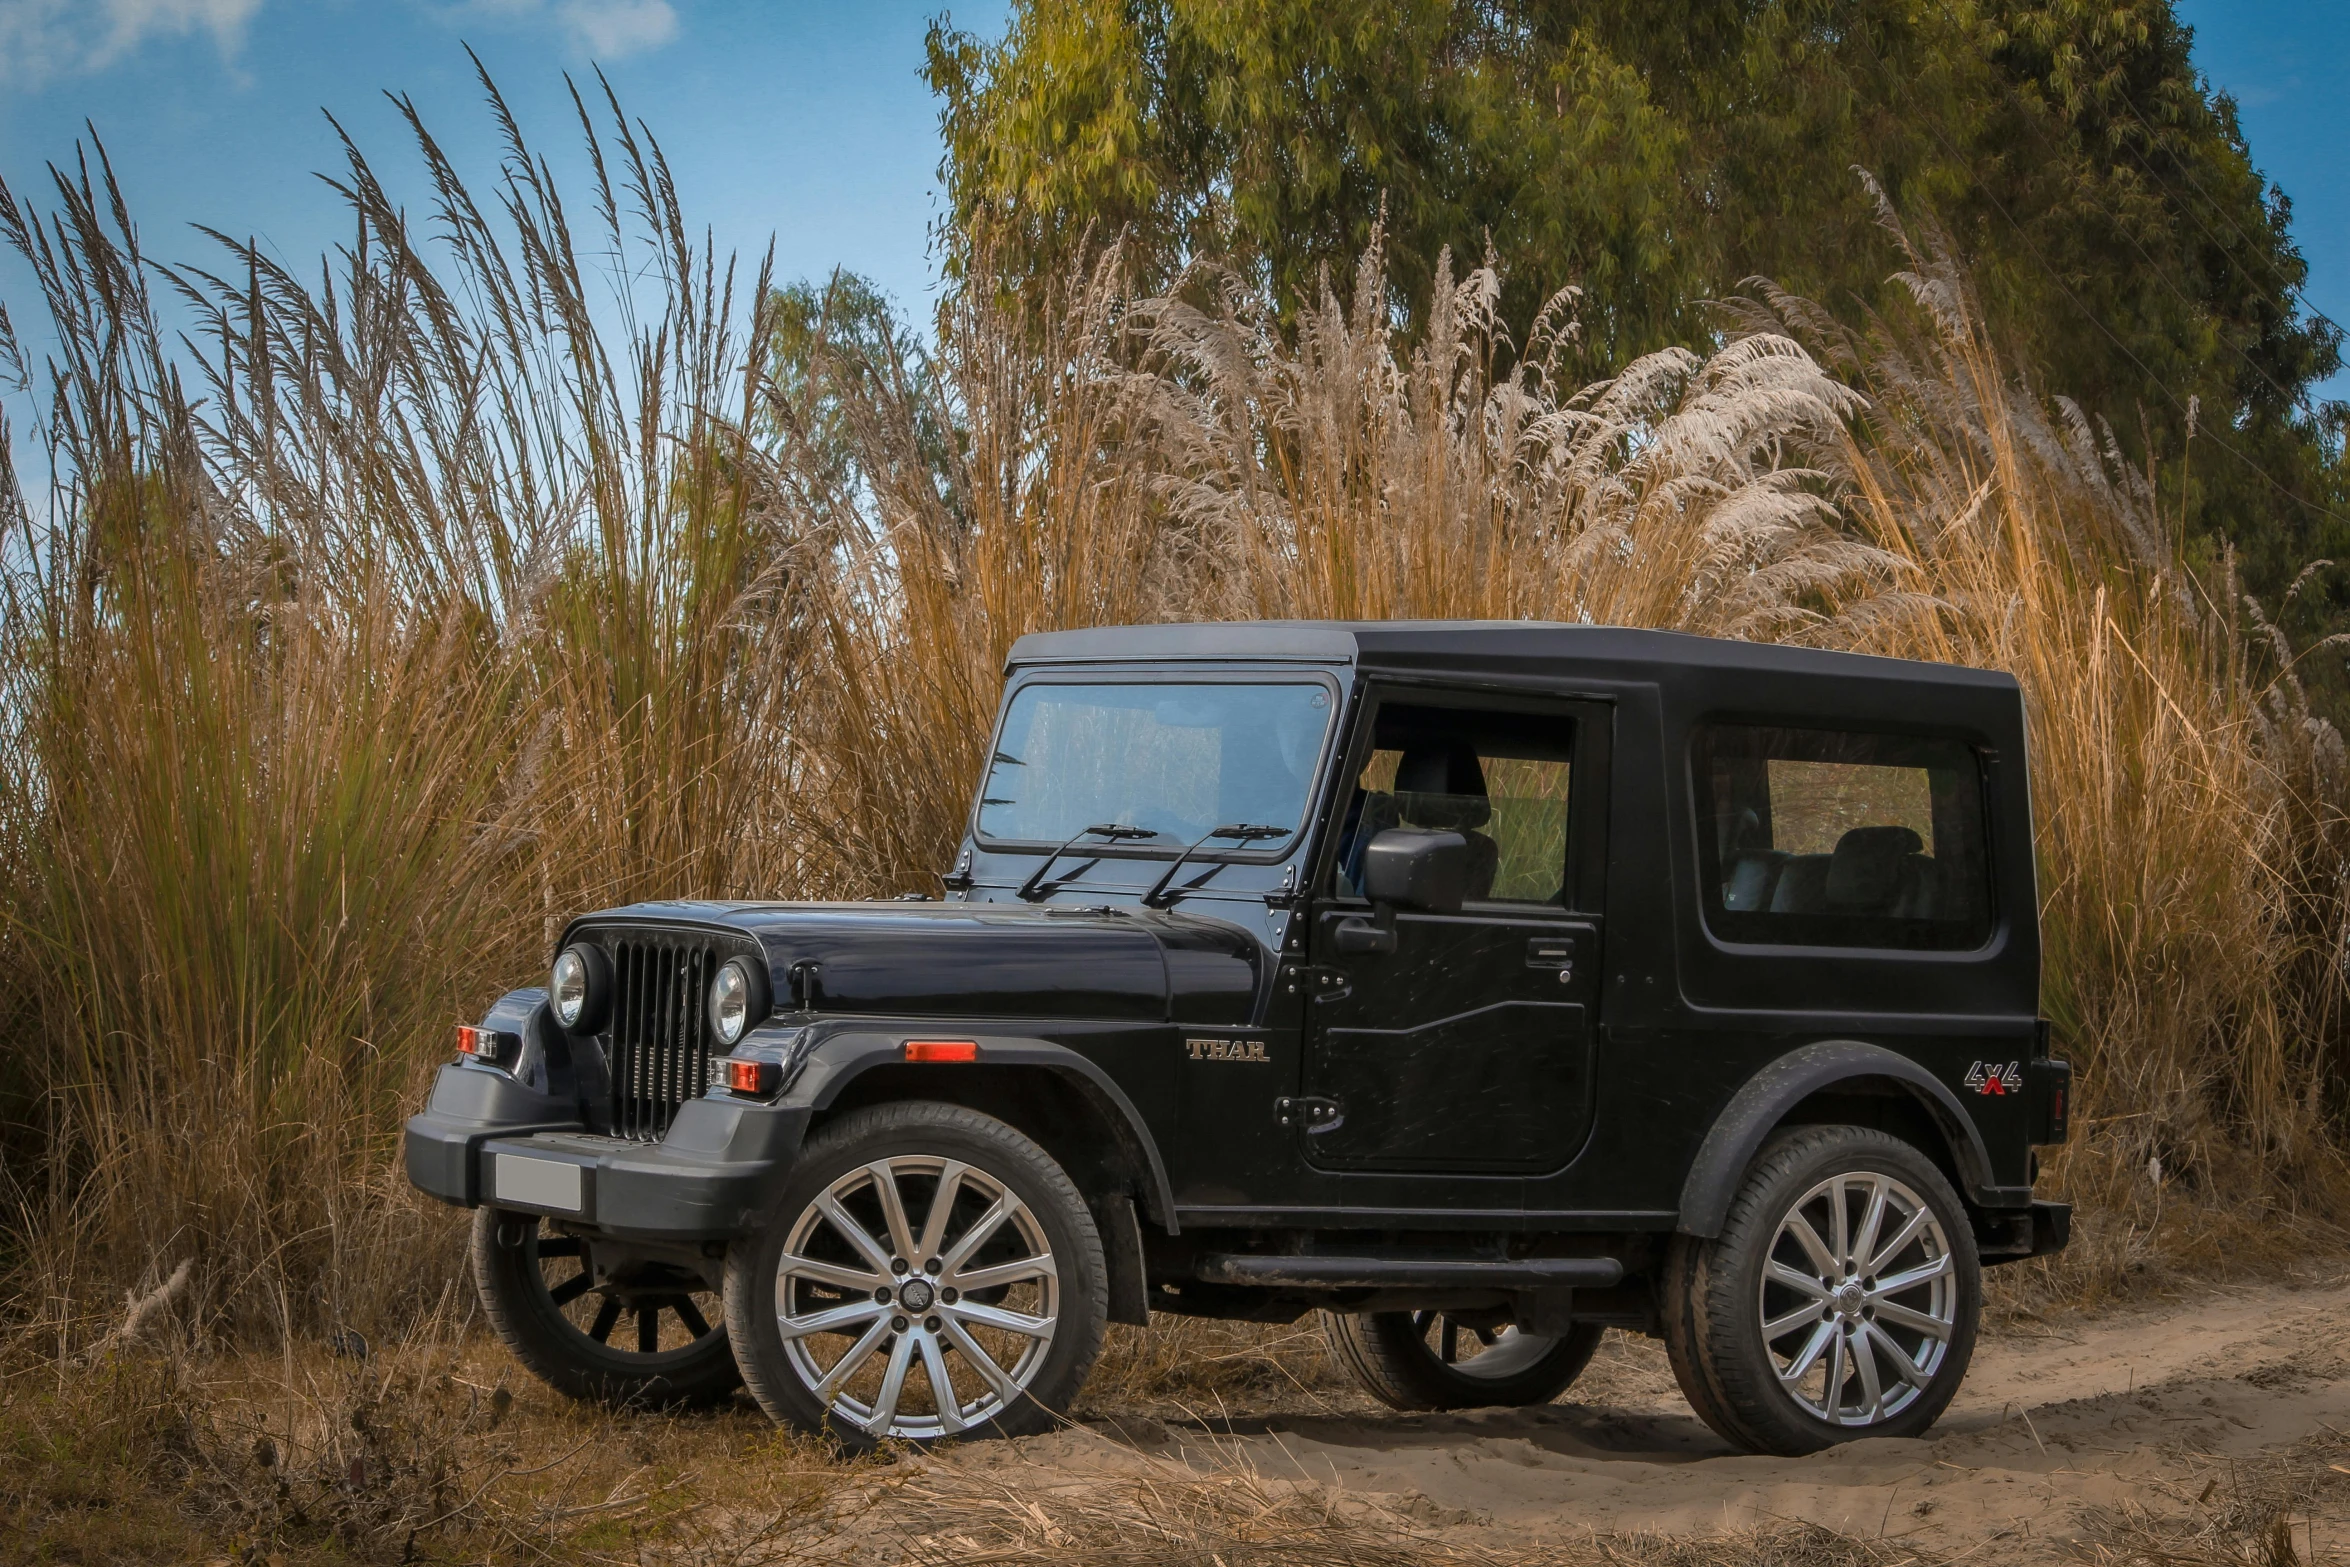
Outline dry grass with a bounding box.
[2066,1423,2350,1565]
[834,1446,1954,1566]
[5,64,2350,1562]
[0,1309,855,1565]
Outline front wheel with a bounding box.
[1661,1125,1980,1455]
[1324,1309,1606,1410]
[470,1207,741,1408]
[724,1102,1108,1448]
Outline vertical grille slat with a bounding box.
[600,931,726,1142]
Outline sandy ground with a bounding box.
[872,1277,2350,1561]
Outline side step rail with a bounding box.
[1197,1254,1625,1290]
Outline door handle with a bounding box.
[1526,936,1574,966]
[1332,917,1395,955]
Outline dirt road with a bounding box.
[865,1278,2350,1562]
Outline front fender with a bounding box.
[791,1030,1179,1235]
[1675,1039,2010,1238]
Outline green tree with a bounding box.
[760,270,951,515]
[928,0,2349,610]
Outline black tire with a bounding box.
[1324,1310,1606,1411]
[469,1206,741,1409]
[723,1102,1108,1449]
[1661,1125,1981,1456]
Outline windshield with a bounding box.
[977,681,1335,847]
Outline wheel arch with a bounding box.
[805,1039,1177,1238]
[1675,1039,1995,1240]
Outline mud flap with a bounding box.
[1095,1192,1150,1326]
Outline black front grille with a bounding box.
[603,933,722,1141]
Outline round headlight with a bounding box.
[709,957,759,1046]
[551,948,589,1028]
[550,944,609,1033]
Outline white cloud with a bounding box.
[0,0,265,89]
[553,0,675,59]
[433,0,678,61]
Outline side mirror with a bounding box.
[1360,828,1469,915]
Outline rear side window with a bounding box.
[1693,725,1993,950]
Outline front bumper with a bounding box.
[403,1063,810,1239]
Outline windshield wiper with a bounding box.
[1017,822,1157,902]
[1142,823,1289,908]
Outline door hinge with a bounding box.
[1275,1095,1345,1134]
[1279,963,1352,1001]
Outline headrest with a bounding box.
[1825,824,1924,908]
[1394,745,1490,831]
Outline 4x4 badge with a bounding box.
[1964,1060,2023,1096]
[1187,1038,1270,1063]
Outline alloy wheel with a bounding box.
[774,1155,1059,1439]
[1758,1170,1957,1426]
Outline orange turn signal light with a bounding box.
[456,1025,517,1065]
[903,1039,979,1063]
[725,1057,779,1095]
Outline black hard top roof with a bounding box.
[1005,621,2016,693]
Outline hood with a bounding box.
[565,900,1264,1027]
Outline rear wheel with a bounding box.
[470,1207,741,1408]
[724,1102,1108,1448]
[1324,1309,1605,1411]
[1662,1125,1979,1455]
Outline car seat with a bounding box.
[1392,745,1500,900]
[1771,824,1930,918]
[1719,809,1788,911]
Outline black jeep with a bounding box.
[406,621,2070,1455]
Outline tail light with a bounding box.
[2026,1056,2073,1145]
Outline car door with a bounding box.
[1295,690,1607,1174]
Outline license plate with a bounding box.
[494,1154,583,1213]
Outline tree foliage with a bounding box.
[927,0,2350,606]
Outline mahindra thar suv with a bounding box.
[406,621,2071,1456]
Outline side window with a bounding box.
[1693,724,1993,950]
[1334,703,1574,905]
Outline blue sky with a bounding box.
[2175,0,2350,398]
[0,1,2343,394]
[0,1,984,331]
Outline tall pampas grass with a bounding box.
[1,78,2343,1345]
[1734,206,2350,1276]
[0,71,817,1335]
